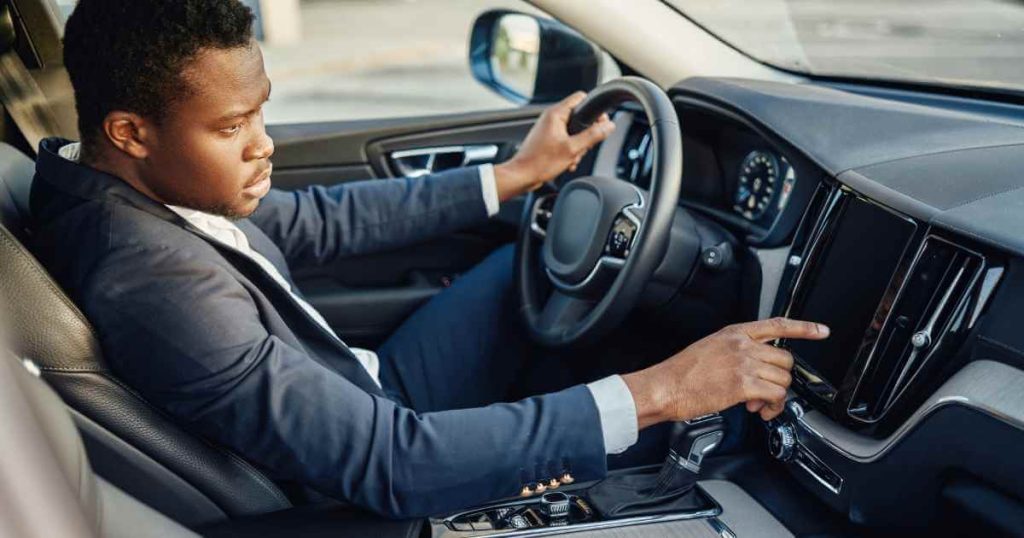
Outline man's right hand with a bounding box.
[622,318,829,427]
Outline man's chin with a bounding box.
[172,198,259,221]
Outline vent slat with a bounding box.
[848,236,984,422]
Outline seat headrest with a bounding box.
[0,142,35,241]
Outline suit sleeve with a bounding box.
[248,166,491,266]
[84,246,607,518]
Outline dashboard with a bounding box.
[596,77,1024,532]
[603,103,815,248]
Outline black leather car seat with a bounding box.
[1,345,199,538]
[0,143,291,527]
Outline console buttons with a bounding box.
[768,423,797,461]
[701,242,733,271]
[509,515,529,529]
[786,400,805,419]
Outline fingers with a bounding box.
[739,317,830,343]
[746,400,766,413]
[759,400,786,421]
[569,113,614,153]
[552,91,587,121]
[749,343,794,370]
[754,362,792,388]
[741,377,787,408]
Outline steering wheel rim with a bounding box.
[515,76,683,347]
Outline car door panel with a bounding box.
[266,108,542,347]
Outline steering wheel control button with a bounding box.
[768,423,797,461]
[701,242,733,271]
[605,214,638,258]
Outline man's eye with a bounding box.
[221,124,243,135]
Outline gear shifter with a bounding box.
[586,415,726,518]
[651,415,726,496]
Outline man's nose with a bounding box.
[246,131,275,161]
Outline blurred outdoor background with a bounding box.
[250,0,547,124]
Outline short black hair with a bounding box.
[63,0,255,152]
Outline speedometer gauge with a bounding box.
[734,150,779,221]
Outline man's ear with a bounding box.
[101,111,151,159]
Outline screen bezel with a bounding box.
[779,187,920,416]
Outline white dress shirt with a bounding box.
[59,143,637,454]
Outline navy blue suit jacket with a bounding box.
[29,138,607,518]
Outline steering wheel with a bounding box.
[515,77,683,347]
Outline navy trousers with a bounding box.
[377,244,745,467]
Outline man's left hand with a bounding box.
[493,91,616,202]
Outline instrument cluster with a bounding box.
[733,149,797,226]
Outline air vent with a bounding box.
[848,236,985,422]
[615,118,653,189]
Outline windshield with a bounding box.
[666,0,1024,94]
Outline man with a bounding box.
[31,0,828,518]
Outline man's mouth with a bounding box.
[243,165,273,198]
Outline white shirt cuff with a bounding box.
[586,375,639,455]
[478,164,500,217]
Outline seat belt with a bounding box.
[0,4,62,154]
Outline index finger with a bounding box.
[740,317,829,343]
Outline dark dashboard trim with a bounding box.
[797,359,1024,463]
[670,77,1024,260]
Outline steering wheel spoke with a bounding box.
[536,291,594,335]
[529,193,557,239]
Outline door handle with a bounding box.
[389,144,499,178]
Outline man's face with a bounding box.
[139,40,274,219]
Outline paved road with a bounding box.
[263,0,1024,125]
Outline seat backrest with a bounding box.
[1,347,198,538]
[0,143,291,527]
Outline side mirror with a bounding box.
[469,10,601,105]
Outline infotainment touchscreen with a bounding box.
[787,197,916,389]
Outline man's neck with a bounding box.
[73,142,169,206]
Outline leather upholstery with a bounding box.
[0,143,290,524]
[3,348,199,537]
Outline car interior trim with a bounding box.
[798,359,1024,463]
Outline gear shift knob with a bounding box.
[651,414,726,496]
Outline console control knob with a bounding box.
[539,492,570,518]
[768,423,797,461]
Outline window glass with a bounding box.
[258,0,616,124]
[669,0,1024,95]
[51,0,619,124]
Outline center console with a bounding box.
[430,416,792,537]
[761,181,1009,527]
